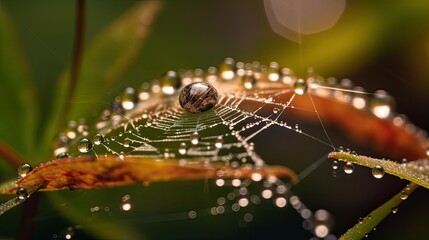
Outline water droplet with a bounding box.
[370,90,393,119]
[188,210,197,219]
[243,213,253,222]
[275,197,287,208]
[123,139,130,148]
[138,83,151,101]
[120,87,137,110]
[281,68,295,85]
[161,71,181,95]
[215,136,223,149]
[372,165,385,179]
[399,191,408,200]
[190,131,200,145]
[16,187,28,200]
[93,134,105,145]
[343,162,354,174]
[78,138,93,153]
[293,79,307,95]
[64,227,74,239]
[17,164,33,178]
[179,82,218,114]
[56,152,69,159]
[121,194,132,211]
[242,70,256,89]
[332,160,338,170]
[267,62,280,81]
[219,57,236,80]
[272,107,280,114]
[391,206,398,214]
[178,142,187,155]
[163,149,170,159]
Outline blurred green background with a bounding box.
[0,0,428,239]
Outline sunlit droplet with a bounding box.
[238,198,249,207]
[267,62,280,81]
[160,71,181,95]
[261,189,273,199]
[17,163,33,178]
[121,194,132,211]
[370,90,393,119]
[293,79,307,95]
[242,70,256,89]
[314,225,329,238]
[391,206,398,214]
[64,227,74,240]
[275,197,287,208]
[372,165,385,179]
[121,87,137,110]
[343,162,354,174]
[78,138,93,153]
[231,179,241,187]
[190,131,200,145]
[219,57,236,81]
[178,142,187,155]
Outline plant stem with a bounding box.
[61,0,85,125]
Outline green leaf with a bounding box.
[0,6,38,162]
[329,151,429,189]
[42,1,162,156]
[339,183,418,240]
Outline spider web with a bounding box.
[45,59,392,239]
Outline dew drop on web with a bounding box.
[77,138,93,153]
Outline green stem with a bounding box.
[339,183,418,240]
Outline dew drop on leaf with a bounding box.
[77,138,93,153]
[17,163,33,178]
[56,152,69,159]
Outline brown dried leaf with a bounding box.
[0,155,296,195]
